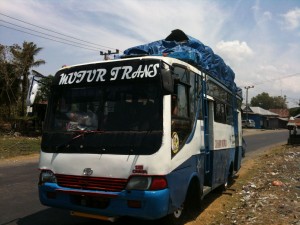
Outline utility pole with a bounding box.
[100,49,119,60]
[244,85,254,120]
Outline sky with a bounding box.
[1,0,300,107]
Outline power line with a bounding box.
[239,72,300,105]
[243,85,300,107]
[0,12,116,50]
[0,19,103,51]
[0,24,100,52]
[286,96,300,106]
[251,72,300,86]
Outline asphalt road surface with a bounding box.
[0,129,289,225]
[243,129,289,153]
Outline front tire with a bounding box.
[163,180,202,225]
[163,204,185,225]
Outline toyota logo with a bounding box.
[83,168,93,176]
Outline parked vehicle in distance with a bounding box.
[242,119,255,128]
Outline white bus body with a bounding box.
[39,56,243,222]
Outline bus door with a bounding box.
[234,110,242,171]
[203,97,214,186]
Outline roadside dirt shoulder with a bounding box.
[187,144,300,225]
[0,153,39,167]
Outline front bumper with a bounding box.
[39,183,170,220]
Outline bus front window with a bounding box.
[48,83,162,133]
[42,82,163,155]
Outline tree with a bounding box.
[289,107,300,117]
[0,44,22,118]
[272,95,288,109]
[35,75,53,103]
[11,42,45,116]
[250,92,288,109]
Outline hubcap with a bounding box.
[224,181,228,188]
[173,206,183,218]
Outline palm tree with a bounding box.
[12,42,46,116]
[0,45,21,118]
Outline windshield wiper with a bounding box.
[56,130,104,151]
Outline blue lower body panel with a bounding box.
[39,183,169,220]
[210,148,236,188]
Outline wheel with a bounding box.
[162,204,185,225]
[220,179,228,192]
[187,179,202,210]
[163,180,202,225]
[173,206,184,219]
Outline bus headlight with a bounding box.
[39,170,57,185]
[126,176,167,190]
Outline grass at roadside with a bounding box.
[0,136,41,159]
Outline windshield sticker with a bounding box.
[58,63,159,85]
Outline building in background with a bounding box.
[242,106,280,129]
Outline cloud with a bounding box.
[251,2,272,24]
[0,0,227,50]
[215,40,254,64]
[281,7,300,30]
[0,0,229,75]
[263,11,272,21]
[1,0,300,107]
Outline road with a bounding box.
[0,130,289,225]
[243,129,289,153]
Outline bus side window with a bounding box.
[214,101,226,124]
[171,83,192,154]
[173,84,189,118]
[189,72,195,119]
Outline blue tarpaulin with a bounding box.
[123,29,236,90]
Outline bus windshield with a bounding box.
[42,82,163,155]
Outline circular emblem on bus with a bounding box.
[171,132,179,154]
[83,168,93,176]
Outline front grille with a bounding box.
[56,174,128,192]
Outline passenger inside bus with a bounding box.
[65,103,98,131]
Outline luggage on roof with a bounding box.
[123,29,236,90]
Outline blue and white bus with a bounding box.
[38,30,243,223]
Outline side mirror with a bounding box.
[161,65,174,94]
